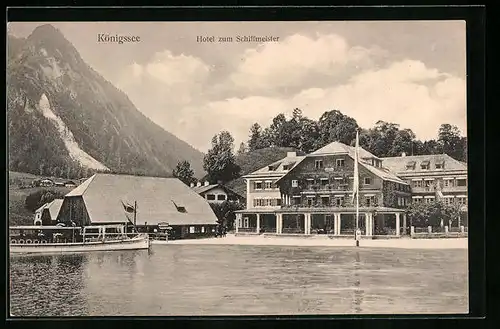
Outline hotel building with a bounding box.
[235,142,467,237]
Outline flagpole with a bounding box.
[355,129,360,247]
[134,201,137,228]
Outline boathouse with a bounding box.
[56,173,219,239]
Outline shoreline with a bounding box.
[152,235,468,249]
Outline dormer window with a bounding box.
[406,161,416,170]
[282,161,296,171]
[268,162,281,171]
[435,160,445,169]
[420,160,430,170]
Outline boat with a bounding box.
[9,224,150,255]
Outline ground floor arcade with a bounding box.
[235,207,407,237]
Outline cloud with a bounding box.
[116,50,211,106]
[112,39,465,154]
[144,50,211,86]
[190,59,466,151]
[229,33,387,92]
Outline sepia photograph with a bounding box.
[7,18,470,317]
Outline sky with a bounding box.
[9,21,467,153]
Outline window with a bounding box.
[456,197,467,205]
[217,194,226,201]
[444,179,453,188]
[315,160,323,169]
[435,161,445,169]
[293,196,301,205]
[189,226,195,233]
[424,197,435,204]
[201,227,205,233]
[307,198,314,206]
[443,197,454,206]
[335,197,344,207]
[264,181,273,189]
[243,218,249,228]
[253,198,282,207]
[336,159,345,167]
[364,177,371,185]
[254,182,263,190]
[366,196,375,207]
[320,178,328,187]
[291,180,298,187]
[406,161,416,170]
[268,162,280,171]
[206,194,216,200]
[420,160,430,170]
[456,179,467,187]
[321,197,329,206]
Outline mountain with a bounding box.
[226,147,300,197]
[7,24,205,178]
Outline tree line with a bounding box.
[244,108,467,161]
[173,108,467,188]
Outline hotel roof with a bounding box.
[192,183,243,198]
[309,141,380,160]
[243,153,307,178]
[380,154,467,174]
[62,174,218,226]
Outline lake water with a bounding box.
[9,245,468,316]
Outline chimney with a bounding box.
[204,181,210,186]
[287,151,297,157]
[401,152,406,157]
[196,181,202,187]
[190,182,195,188]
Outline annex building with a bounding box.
[235,142,468,237]
[56,173,219,239]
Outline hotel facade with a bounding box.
[235,142,467,237]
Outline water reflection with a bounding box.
[10,254,89,316]
[10,246,468,316]
[352,251,364,314]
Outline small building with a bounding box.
[190,181,244,203]
[40,178,54,187]
[64,180,77,188]
[56,173,219,239]
[34,199,64,226]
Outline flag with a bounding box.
[121,200,135,213]
[351,130,360,205]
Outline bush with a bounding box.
[209,201,245,230]
[406,200,465,228]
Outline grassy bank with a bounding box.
[8,171,72,226]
